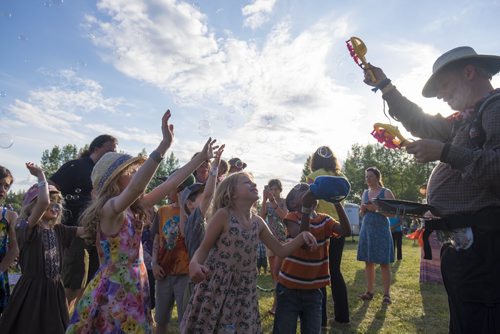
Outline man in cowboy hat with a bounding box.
[363,46,500,333]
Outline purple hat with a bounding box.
[23,183,60,206]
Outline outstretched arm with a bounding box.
[25,163,49,230]
[199,144,224,216]
[142,138,218,207]
[331,203,351,237]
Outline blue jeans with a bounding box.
[272,283,323,334]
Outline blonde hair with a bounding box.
[20,192,64,228]
[212,172,253,212]
[80,162,147,246]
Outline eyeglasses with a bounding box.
[47,202,62,212]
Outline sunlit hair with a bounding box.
[20,192,64,228]
[309,146,341,174]
[212,172,253,212]
[80,161,147,246]
[0,165,14,187]
[366,166,384,187]
[267,179,282,192]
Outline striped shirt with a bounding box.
[278,212,340,290]
[384,88,500,216]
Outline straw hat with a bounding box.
[422,46,500,98]
[91,152,145,192]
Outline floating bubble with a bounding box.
[0,133,14,149]
[43,0,64,7]
[74,188,81,194]
[317,146,333,159]
[0,91,6,98]
[1,12,13,19]
[198,119,211,137]
[226,118,234,128]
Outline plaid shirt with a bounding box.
[383,88,500,216]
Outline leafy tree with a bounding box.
[300,155,312,182]
[40,144,79,178]
[342,143,435,204]
[4,190,25,213]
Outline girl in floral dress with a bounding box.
[66,110,217,333]
[181,172,317,333]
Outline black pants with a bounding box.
[441,227,500,334]
[392,231,403,260]
[321,236,349,325]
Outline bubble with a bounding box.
[18,34,28,42]
[198,119,211,137]
[65,194,74,200]
[226,118,234,128]
[0,133,13,149]
[74,188,81,194]
[0,91,6,98]
[317,146,333,159]
[73,195,80,200]
[1,12,13,19]
[43,0,64,7]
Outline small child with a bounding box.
[0,166,19,315]
[0,163,84,333]
[272,183,351,334]
[181,172,317,333]
[256,240,268,275]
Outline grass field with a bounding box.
[164,237,449,333]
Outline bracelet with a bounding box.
[37,180,47,188]
[371,78,392,93]
[149,150,164,164]
[301,206,312,214]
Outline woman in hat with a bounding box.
[0,162,84,333]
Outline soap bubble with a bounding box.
[0,133,14,149]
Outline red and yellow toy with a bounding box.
[346,36,376,82]
[371,123,409,149]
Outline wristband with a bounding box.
[37,180,47,188]
[149,150,163,164]
[371,78,391,93]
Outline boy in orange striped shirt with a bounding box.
[273,183,351,334]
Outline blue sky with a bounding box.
[1,0,500,194]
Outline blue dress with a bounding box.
[357,188,394,264]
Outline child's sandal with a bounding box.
[359,291,374,301]
[382,295,392,304]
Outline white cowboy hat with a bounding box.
[422,46,500,98]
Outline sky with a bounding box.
[1,0,500,195]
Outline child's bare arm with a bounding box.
[258,216,317,258]
[103,110,173,218]
[25,162,49,230]
[331,203,351,236]
[199,144,224,216]
[142,138,217,208]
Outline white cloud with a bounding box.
[242,0,278,30]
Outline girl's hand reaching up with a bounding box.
[189,260,210,283]
[26,162,45,179]
[200,137,218,161]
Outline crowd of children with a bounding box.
[0,110,382,334]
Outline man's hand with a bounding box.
[405,139,445,163]
[363,64,388,87]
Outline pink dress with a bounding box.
[66,211,152,333]
[181,215,260,333]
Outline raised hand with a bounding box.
[200,137,217,161]
[25,162,44,179]
[213,144,225,167]
[363,64,388,87]
[161,109,174,149]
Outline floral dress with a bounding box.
[181,215,260,333]
[66,211,152,333]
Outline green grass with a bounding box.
[162,237,450,333]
